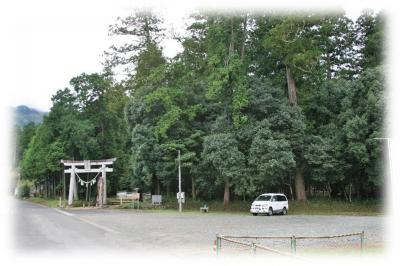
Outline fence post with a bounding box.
[216,234,221,256]
[360,231,364,253]
[251,242,256,255]
[291,235,297,255]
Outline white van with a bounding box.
[250,193,289,216]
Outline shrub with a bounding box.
[17,180,33,198]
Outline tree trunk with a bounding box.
[52,174,55,198]
[295,167,306,201]
[47,175,50,198]
[240,14,247,62]
[290,184,294,201]
[326,53,332,80]
[155,176,161,195]
[144,16,151,47]
[349,183,352,203]
[326,183,332,198]
[285,65,298,105]
[286,64,306,201]
[224,17,235,67]
[284,182,294,201]
[191,176,196,200]
[229,17,235,57]
[223,179,230,205]
[166,182,171,197]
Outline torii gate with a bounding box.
[61,158,116,207]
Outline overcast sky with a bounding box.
[1,0,389,112]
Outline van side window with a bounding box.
[277,195,285,201]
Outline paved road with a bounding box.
[12,200,385,256]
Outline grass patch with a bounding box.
[288,199,383,216]
[26,197,62,208]
[115,197,383,216]
[26,197,95,208]
[26,196,383,216]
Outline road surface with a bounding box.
[12,200,385,256]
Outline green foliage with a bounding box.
[202,133,246,192]
[263,14,322,75]
[249,124,296,185]
[356,10,384,70]
[17,10,385,204]
[18,180,33,198]
[15,122,38,166]
[105,10,165,73]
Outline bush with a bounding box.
[17,180,33,198]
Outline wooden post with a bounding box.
[291,235,297,255]
[102,164,107,205]
[360,231,365,253]
[96,174,103,207]
[68,166,76,206]
[216,234,221,256]
[73,173,78,200]
[63,169,66,201]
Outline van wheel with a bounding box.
[282,207,287,215]
[267,207,273,216]
[252,213,258,216]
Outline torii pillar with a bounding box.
[61,158,116,207]
[96,164,107,208]
[67,165,76,206]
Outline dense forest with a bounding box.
[15,9,385,204]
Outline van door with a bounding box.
[270,195,278,212]
[276,195,284,211]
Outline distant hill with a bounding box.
[13,105,47,127]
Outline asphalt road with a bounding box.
[12,200,385,256]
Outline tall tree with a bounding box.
[316,12,357,79]
[104,10,165,76]
[263,14,322,200]
[201,133,246,205]
[355,10,384,71]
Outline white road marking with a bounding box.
[54,208,75,217]
[53,208,120,234]
[77,217,121,234]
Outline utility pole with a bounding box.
[178,150,182,213]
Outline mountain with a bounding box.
[13,105,47,127]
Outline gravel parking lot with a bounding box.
[68,208,385,254]
[14,201,385,256]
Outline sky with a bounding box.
[0,0,389,112]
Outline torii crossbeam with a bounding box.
[61,158,116,207]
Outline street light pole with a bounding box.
[178,150,182,213]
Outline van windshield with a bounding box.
[255,195,271,201]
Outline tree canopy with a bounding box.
[18,9,385,204]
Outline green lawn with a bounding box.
[27,197,62,208]
[115,197,383,216]
[25,196,383,216]
[26,197,91,208]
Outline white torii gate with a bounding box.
[61,158,116,207]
